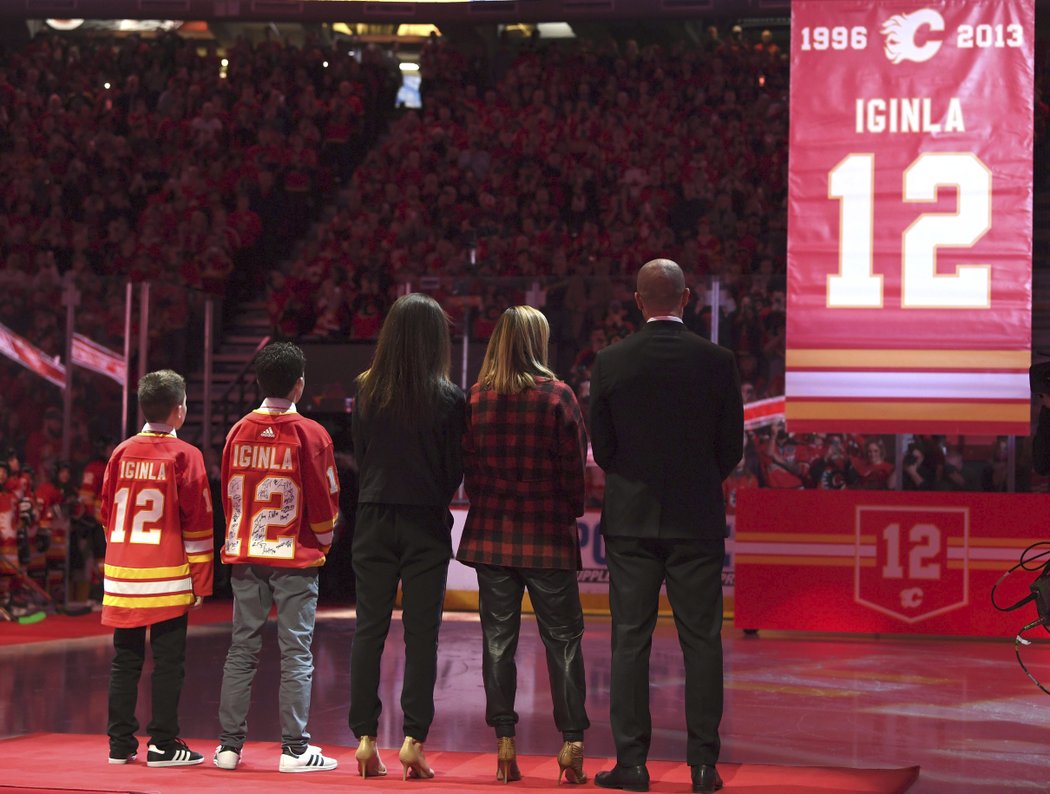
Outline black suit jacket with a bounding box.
[590,319,744,540]
[1034,406,1050,475]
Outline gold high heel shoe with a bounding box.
[355,736,387,778]
[496,736,522,784]
[398,736,434,780]
[556,740,587,784]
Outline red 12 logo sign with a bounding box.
[854,505,969,623]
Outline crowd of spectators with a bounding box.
[265,29,803,503]
[0,29,396,466]
[269,28,790,384]
[720,427,1027,501]
[0,20,1046,617]
[0,21,1046,563]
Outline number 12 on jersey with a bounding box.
[225,474,301,560]
[109,487,164,545]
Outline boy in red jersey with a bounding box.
[215,341,340,773]
[100,370,213,768]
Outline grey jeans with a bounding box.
[218,564,319,751]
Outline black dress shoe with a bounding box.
[692,764,724,793]
[594,764,650,792]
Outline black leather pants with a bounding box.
[475,564,589,739]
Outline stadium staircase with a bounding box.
[181,299,270,460]
[177,183,362,461]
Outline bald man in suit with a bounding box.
[590,259,743,794]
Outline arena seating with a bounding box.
[0,25,1046,523]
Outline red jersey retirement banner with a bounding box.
[786,0,1034,434]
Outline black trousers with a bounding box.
[108,612,189,754]
[604,536,724,767]
[475,564,589,739]
[349,503,451,742]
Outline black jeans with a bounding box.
[108,613,189,754]
[475,564,589,740]
[349,503,451,742]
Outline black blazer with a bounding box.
[352,385,466,508]
[1034,406,1050,475]
[589,319,744,540]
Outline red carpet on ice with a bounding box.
[0,600,234,646]
[0,734,918,793]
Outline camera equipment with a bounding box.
[992,542,1050,694]
[16,523,30,567]
[17,497,33,522]
[15,498,37,567]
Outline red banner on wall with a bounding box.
[0,322,65,389]
[734,489,1048,637]
[786,0,1034,434]
[72,333,126,386]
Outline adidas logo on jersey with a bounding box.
[259,427,276,439]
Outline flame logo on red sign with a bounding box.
[881,9,946,64]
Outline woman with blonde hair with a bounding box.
[349,293,466,781]
[457,305,590,785]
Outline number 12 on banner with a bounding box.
[828,152,991,309]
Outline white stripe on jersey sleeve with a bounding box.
[104,577,194,595]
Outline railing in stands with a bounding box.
[219,334,272,442]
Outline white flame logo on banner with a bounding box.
[881,9,946,64]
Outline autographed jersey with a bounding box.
[220,409,339,568]
[99,432,214,628]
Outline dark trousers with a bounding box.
[604,536,724,767]
[475,564,589,739]
[349,503,451,742]
[108,613,189,754]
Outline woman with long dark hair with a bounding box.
[457,305,590,785]
[349,293,465,780]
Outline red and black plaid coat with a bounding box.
[457,378,588,571]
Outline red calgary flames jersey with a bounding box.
[99,432,214,628]
[220,408,339,568]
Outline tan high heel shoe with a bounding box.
[556,740,587,784]
[496,736,522,784]
[398,736,434,780]
[355,736,386,778]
